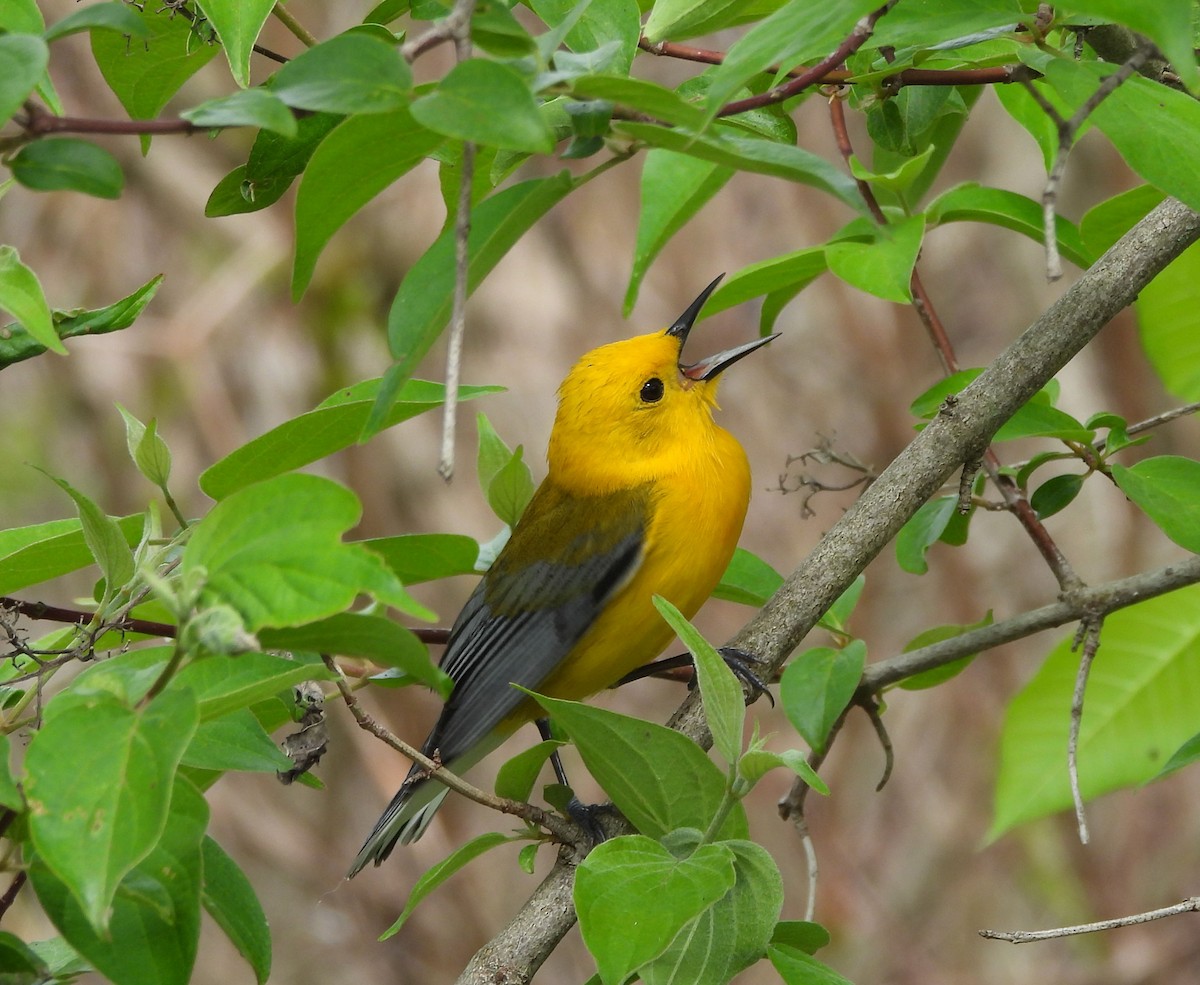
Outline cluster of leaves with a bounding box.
[2,0,1200,983]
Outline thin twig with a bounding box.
[637,37,1033,90]
[860,556,1200,691]
[0,594,451,646]
[981,896,1200,942]
[0,872,27,921]
[1095,400,1200,451]
[322,655,579,844]
[270,2,317,47]
[1028,46,1152,280]
[1067,616,1102,843]
[436,1,478,481]
[716,1,899,118]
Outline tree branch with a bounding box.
[980,896,1200,942]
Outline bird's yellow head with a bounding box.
[548,276,777,492]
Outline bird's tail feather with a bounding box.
[346,779,450,877]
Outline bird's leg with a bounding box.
[535,718,611,844]
[614,647,774,706]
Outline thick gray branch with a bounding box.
[454,197,1200,984]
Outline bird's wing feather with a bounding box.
[424,480,650,763]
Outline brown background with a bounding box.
[4,4,1199,983]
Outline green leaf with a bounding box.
[714,547,783,607]
[476,412,517,491]
[44,1,150,43]
[9,137,124,198]
[1111,456,1200,552]
[494,739,564,801]
[381,832,518,938]
[0,33,49,126]
[617,122,865,212]
[194,0,276,87]
[823,576,866,634]
[30,775,208,985]
[991,583,1200,838]
[1158,731,1200,778]
[531,694,748,839]
[182,474,425,630]
[0,735,23,811]
[898,611,994,690]
[531,0,641,75]
[643,0,760,42]
[357,533,480,585]
[706,248,828,330]
[895,496,956,575]
[993,78,1064,173]
[0,245,63,355]
[199,378,500,499]
[292,108,443,297]
[41,471,135,596]
[268,33,411,114]
[769,944,854,985]
[641,839,784,985]
[1134,240,1200,400]
[25,688,199,930]
[0,930,50,980]
[0,514,144,595]
[738,747,827,794]
[181,88,297,136]
[1,273,162,368]
[569,75,708,129]
[826,214,925,303]
[91,5,220,146]
[181,708,293,772]
[575,834,736,985]
[780,641,865,755]
[411,59,553,152]
[200,837,272,985]
[1042,60,1200,214]
[116,405,173,488]
[625,150,733,314]
[368,173,573,435]
[487,447,535,527]
[259,612,449,696]
[471,3,536,56]
[1080,184,1165,259]
[654,596,744,766]
[171,651,332,721]
[994,402,1092,442]
[771,920,831,954]
[925,182,1089,269]
[1030,472,1084,520]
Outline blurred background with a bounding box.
[4,3,1199,983]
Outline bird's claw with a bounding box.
[716,646,774,706]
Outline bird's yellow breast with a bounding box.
[534,424,751,700]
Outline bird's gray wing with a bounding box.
[422,480,651,765]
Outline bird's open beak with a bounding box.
[666,274,779,381]
[681,333,779,381]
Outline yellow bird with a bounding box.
[349,277,775,875]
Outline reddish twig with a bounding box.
[714,1,898,118]
[0,595,451,646]
[638,37,1034,91]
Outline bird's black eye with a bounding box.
[640,377,664,403]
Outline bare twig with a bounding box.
[981,896,1200,942]
[1024,45,1153,280]
[1095,400,1200,452]
[323,655,579,844]
[1067,616,1103,843]
[271,2,317,47]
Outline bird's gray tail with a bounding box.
[346,779,451,878]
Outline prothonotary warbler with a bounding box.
[348,276,776,875]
